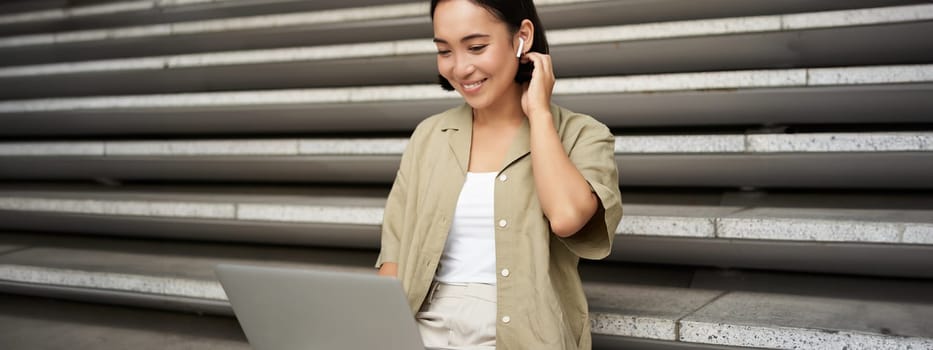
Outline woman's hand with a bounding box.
[378,262,398,278]
[520,52,555,120]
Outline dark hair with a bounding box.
[430,0,549,91]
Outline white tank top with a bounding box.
[435,171,497,284]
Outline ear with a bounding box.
[516,19,534,55]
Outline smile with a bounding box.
[461,78,487,91]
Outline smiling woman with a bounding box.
[375,1,623,349]
[431,0,548,95]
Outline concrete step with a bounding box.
[1,1,920,66]
[0,132,931,188]
[0,294,758,350]
[1,1,928,348]
[0,293,249,350]
[0,233,378,314]
[1,0,913,34]
[0,0,410,37]
[1,64,931,136]
[2,4,932,99]
[0,1,430,67]
[0,232,930,349]
[0,185,930,277]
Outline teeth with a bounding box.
[464,79,484,89]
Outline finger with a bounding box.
[524,53,553,78]
[523,53,545,77]
[538,54,554,79]
[519,51,540,64]
[519,54,533,66]
[523,51,543,63]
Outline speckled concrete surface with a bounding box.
[724,206,933,223]
[680,321,933,349]
[0,142,104,156]
[590,312,678,341]
[0,187,388,207]
[556,69,808,95]
[0,137,409,156]
[614,135,745,153]
[747,132,933,153]
[0,264,226,299]
[298,138,408,155]
[809,64,933,85]
[680,292,933,349]
[585,282,723,340]
[617,215,716,238]
[550,16,780,45]
[236,203,383,225]
[903,224,933,244]
[3,132,929,156]
[782,4,933,29]
[0,84,456,113]
[105,139,300,156]
[0,197,234,219]
[721,207,933,244]
[718,217,902,243]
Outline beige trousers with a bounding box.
[416,281,497,349]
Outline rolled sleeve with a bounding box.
[557,121,622,260]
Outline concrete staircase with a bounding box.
[1,0,932,349]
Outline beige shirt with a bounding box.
[376,103,623,350]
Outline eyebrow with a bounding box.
[432,33,491,44]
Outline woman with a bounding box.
[375,0,623,349]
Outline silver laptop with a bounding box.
[215,264,429,350]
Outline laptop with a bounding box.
[215,264,431,350]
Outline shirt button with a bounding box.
[501,315,511,324]
[501,268,510,277]
[498,174,508,182]
[498,219,507,228]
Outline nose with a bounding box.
[453,53,477,80]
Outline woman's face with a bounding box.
[433,0,520,110]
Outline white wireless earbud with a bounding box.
[516,38,524,58]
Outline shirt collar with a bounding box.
[438,103,561,175]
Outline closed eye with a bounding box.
[469,45,488,52]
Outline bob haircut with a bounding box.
[430,0,549,91]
